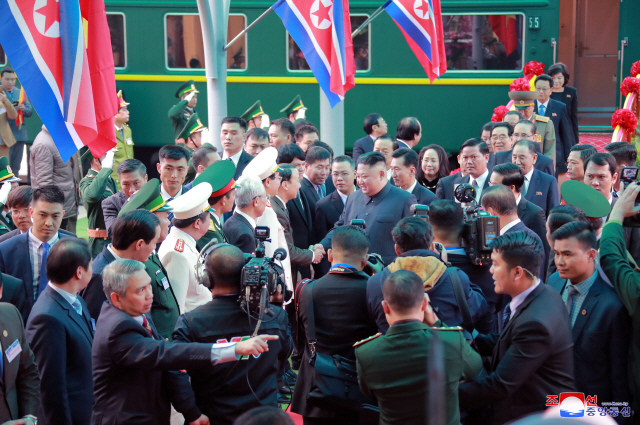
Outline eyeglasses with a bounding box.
[535,87,551,92]
[491,135,510,141]
[331,172,352,179]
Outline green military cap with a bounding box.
[0,156,20,183]
[280,94,306,115]
[193,160,237,199]
[118,179,173,216]
[175,80,199,98]
[178,113,205,140]
[240,100,265,123]
[561,180,611,219]
[79,146,94,162]
[508,91,538,109]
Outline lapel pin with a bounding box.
[2,330,7,337]
[582,310,586,315]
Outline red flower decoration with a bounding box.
[491,105,509,123]
[510,77,531,92]
[450,168,461,176]
[631,61,640,77]
[621,77,640,97]
[523,61,545,79]
[611,109,638,133]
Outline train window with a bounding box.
[287,14,370,73]
[443,14,524,71]
[106,13,126,69]
[165,14,247,71]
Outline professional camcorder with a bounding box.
[620,166,640,227]
[410,204,429,221]
[348,220,384,275]
[455,183,499,265]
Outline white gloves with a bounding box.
[184,91,196,103]
[296,108,307,120]
[260,113,271,129]
[101,149,116,170]
[200,127,212,146]
[0,182,12,205]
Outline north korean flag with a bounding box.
[273,0,356,107]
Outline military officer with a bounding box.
[178,113,208,184]
[168,80,199,138]
[191,159,236,251]
[118,178,181,339]
[509,91,556,167]
[0,156,20,236]
[79,148,118,258]
[241,100,270,130]
[159,182,213,313]
[112,90,134,189]
[281,95,307,125]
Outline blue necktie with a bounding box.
[167,197,175,224]
[501,304,511,331]
[539,104,546,116]
[71,297,82,315]
[37,242,50,299]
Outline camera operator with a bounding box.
[172,244,292,425]
[367,217,494,335]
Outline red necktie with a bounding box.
[142,315,153,337]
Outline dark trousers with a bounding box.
[61,216,77,235]
[9,142,26,177]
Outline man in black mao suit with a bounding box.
[547,222,631,416]
[436,138,491,203]
[513,139,559,217]
[223,176,267,254]
[220,116,254,180]
[390,148,436,206]
[26,239,95,425]
[458,232,574,424]
[320,152,416,265]
[91,259,277,425]
[352,113,387,164]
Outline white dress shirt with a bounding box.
[223,149,243,167]
[536,99,550,114]
[508,279,540,319]
[161,184,182,201]
[405,180,418,195]
[337,190,348,205]
[236,210,257,229]
[48,282,80,310]
[275,195,288,210]
[500,218,522,235]
[470,169,489,201]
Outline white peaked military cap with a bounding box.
[241,147,279,180]
[168,182,213,219]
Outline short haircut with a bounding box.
[305,146,330,165]
[357,151,386,168]
[246,127,268,142]
[271,117,295,137]
[391,148,418,169]
[333,155,355,170]
[172,210,209,229]
[363,113,383,135]
[396,117,421,141]
[295,125,319,143]
[0,67,14,77]
[159,145,190,163]
[549,204,588,222]
[548,213,580,236]
[551,221,597,251]
[535,74,553,87]
[102,259,146,299]
[489,231,544,278]
[32,185,64,206]
[310,140,333,158]
[111,210,160,250]
[232,406,295,425]
[382,270,425,314]
[221,116,247,132]
[294,120,313,131]
[460,138,490,156]
[492,163,524,192]
[504,111,524,122]
[605,142,637,167]
[548,62,570,86]
[235,175,266,208]
[391,217,434,253]
[331,225,369,255]
[428,200,464,233]
[417,145,450,182]
[7,186,32,209]
[491,122,514,137]
[277,143,305,164]
[278,163,296,183]
[205,244,246,288]
[117,158,146,176]
[515,119,537,135]
[481,185,517,215]
[192,145,218,171]
[512,139,538,155]
[46,239,91,284]
[481,122,496,133]
[584,152,617,177]
[570,144,598,164]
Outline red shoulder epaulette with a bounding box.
[174,239,185,252]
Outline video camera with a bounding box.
[348,220,385,275]
[240,226,288,318]
[620,167,640,227]
[455,183,499,265]
[410,204,429,221]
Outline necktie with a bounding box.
[471,179,480,202]
[321,183,326,197]
[119,128,124,140]
[296,192,304,211]
[316,185,323,199]
[71,297,82,315]
[227,157,233,162]
[37,242,50,299]
[566,285,579,323]
[142,315,154,337]
[167,197,175,223]
[521,177,529,196]
[502,304,511,330]
[539,104,546,116]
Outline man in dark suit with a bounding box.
[102,159,148,236]
[315,156,356,241]
[156,145,192,224]
[321,152,416,265]
[91,258,277,425]
[459,232,574,424]
[352,113,387,163]
[395,117,422,150]
[223,175,266,254]
[436,138,491,202]
[0,186,76,321]
[391,148,436,206]
[492,121,556,176]
[512,139,559,217]
[547,222,631,417]
[26,239,95,425]
[220,116,254,179]
[292,226,379,424]
[299,146,331,214]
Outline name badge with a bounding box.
[5,339,21,363]
[125,138,133,145]
[91,318,96,331]
[161,277,169,290]
[155,269,162,276]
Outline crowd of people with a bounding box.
[0,61,637,425]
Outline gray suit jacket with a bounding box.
[102,192,128,237]
[271,196,313,270]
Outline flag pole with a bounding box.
[351,5,385,37]
[224,8,273,52]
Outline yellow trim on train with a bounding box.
[115,74,514,86]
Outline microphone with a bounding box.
[273,248,288,261]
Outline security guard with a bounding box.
[281,94,307,124]
[191,159,236,251]
[112,90,135,189]
[79,148,117,258]
[118,178,181,339]
[241,100,270,130]
[169,80,199,138]
[0,156,21,236]
[178,113,207,184]
[509,91,556,166]
[159,182,214,313]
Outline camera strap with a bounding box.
[447,267,475,333]
[295,278,315,355]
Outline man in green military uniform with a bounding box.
[509,91,556,168]
[241,100,270,130]
[281,95,307,125]
[0,156,21,236]
[177,112,209,185]
[191,159,236,251]
[79,148,118,258]
[112,90,135,189]
[118,178,180,339]
[356,269,482,425]
[168,80,199,138]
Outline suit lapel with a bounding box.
[235,213,254,232]
[499,284,544,343]
[303,178,320,203]
[331,190,343,215]
[571,279,602,340]
[48,288,94,344]
[525,171,539,202]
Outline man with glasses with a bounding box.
[511,139,559,217]
[315,156,356,241]
[436,138,491,203]
[509,91,557,168]
[493,120,555,176]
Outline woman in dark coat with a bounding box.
[417,144,450,193]
[548,62,579,144]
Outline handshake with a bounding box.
[309,244,325,264]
